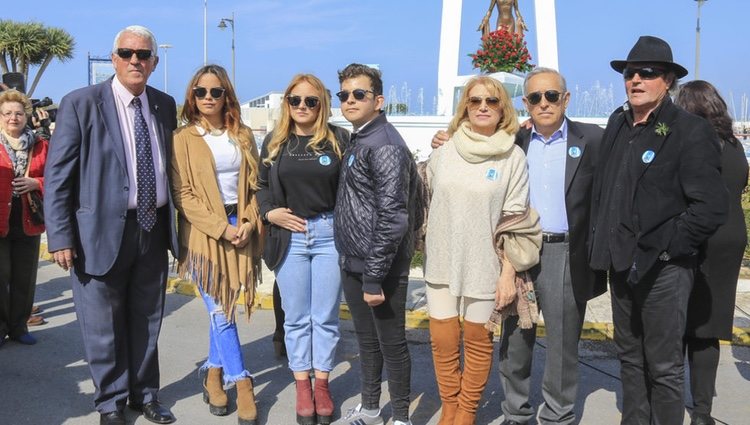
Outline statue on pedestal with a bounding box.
[478,0,527,38]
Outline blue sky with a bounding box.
[7,0,750,118]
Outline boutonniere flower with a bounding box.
[655,122,670,137]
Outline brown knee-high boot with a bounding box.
[430,316,462,425]
[455,320,495,425]
[203,367,228,416]
[236,378,258,425]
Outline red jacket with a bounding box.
[0,135,48,237]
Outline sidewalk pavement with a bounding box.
[2,259,749,425]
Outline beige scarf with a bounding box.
[452,121,516,163]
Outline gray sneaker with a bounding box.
[341,403,384,425]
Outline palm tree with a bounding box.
[0,20,74,97]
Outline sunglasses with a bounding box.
[193,86,226,99]
[287,95,320,108]
[623,66,666,81]
[336,89,374,102]
[467,96,501,109]
[115,48,153,60]
[526,90,562,105]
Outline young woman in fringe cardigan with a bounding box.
[170,65,262,425]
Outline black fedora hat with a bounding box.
[610,35,688,79]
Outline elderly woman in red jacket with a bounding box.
[0,89,48,347]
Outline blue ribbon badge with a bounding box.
[348,154,355,166]
[319,155,331,166]
[641,150,655,164]
[486,168,498,181]
[568,146,581,158]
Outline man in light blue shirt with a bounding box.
[499,68,606,425]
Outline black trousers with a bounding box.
[610,257,695,425]
[71,210,169,414]
[0,198,40,339]
[685,336,720,416]
[342,269,411,422]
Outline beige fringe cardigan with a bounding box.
[170,125,263,321]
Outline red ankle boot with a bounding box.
[314,377,334,425]
[295,378,316,425]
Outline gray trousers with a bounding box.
[499,240,586,425]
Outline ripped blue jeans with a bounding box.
[199,286,250,384]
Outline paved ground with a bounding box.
[1,261,749,424]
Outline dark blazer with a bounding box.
[590,99,727,282]
[256,124,349,270]
[44,77,178,276]
[517,118,607,302]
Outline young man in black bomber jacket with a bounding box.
[333,63,422,425]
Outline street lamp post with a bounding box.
[158,44,173,94]
[694,0,708,79]
[218,12,236,88]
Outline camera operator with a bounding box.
[31,107,52,139]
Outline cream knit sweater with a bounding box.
[424,122,531,299]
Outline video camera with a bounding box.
[1,72,57,125]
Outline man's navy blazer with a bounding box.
[44,77,178,276]
[517,118,607,302]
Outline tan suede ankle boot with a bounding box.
[236,378,258,425]
[202,367,228,416]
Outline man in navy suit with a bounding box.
[498,68,606,425]
[45,25,178,425]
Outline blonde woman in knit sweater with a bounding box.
[170,65,262,425]
[424,75,541,425]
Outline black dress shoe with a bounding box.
[691,413,716,425]
[100,410,126,425]
[129,401,176,424]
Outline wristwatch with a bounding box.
[262,211,270,225]
[658,251,671,262]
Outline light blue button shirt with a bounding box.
[526,120,569,233]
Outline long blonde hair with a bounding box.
[448,75,519,136]
[182,65,259,189]
[264,74,341,165]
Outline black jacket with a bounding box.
[334,112,423,294]
[516,119,607,302]
[256,125,350,270]
[589,98,728,282]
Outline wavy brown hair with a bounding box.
[264,74,341,165]
[448,75,519,136]
[675,80,735,143]
[181,64,259,189]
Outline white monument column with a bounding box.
[436,0,559,115]
[436,0,463,116]
[533,0,559,70]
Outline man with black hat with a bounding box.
[589,36,727,424]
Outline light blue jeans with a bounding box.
[199,213,251,385]
[275,212,341,372]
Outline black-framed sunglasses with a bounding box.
[526,90,562,105]
[115,48,153,60]
[193,86,226,99]
[467,96,501,109]
[623,66,666,81]
[287,95,320,108]
[336,89,374,102]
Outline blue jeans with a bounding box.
[198,284,251,385]
[275,212,341,372]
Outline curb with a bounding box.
[41,244,750,346]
